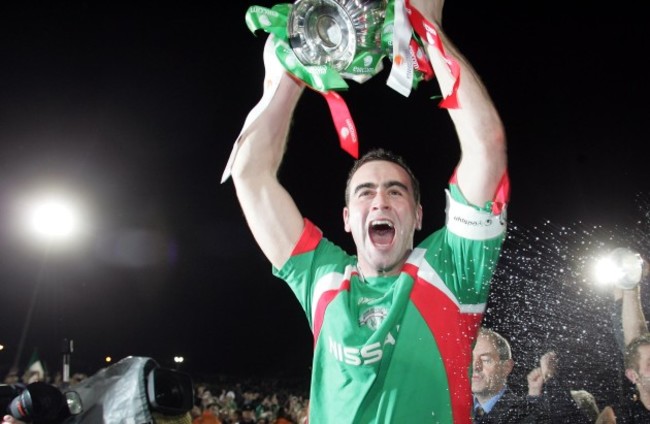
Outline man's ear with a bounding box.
[343,207,351,232]
[416,205,423,230]
[625,368,639,384]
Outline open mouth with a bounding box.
[369,219,395,246]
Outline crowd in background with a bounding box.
[189,376,309,424]
[1,365,309,424]
[0,351,598,424]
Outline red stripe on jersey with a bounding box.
[292,219,322,256]
[491,172,510,215]
[448,170,510,215]
[403,263,418,279]
[313,278,352,347]
[410,276,483,424]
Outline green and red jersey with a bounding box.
[273,175,509,423]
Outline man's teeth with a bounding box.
[371,220,393,228]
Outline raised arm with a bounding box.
[410,0,507,206]
[614,283,649,348]
[230,40,306,269]
[622,285,649,345]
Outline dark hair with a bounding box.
[625,333,650,371]
[344,148,421,206]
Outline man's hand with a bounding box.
[527,351,558,397]
[596,406,617,424]
[527,367,544,397]
[2,416,26,424]
[539,351,558,381]
[407,0,444,26]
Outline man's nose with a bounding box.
[372,191,390,209]
[473,359,482,371]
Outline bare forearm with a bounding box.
[422,9,507,205]
[230,71,306,269]
[231,73,304,183]
[622,286,648,345]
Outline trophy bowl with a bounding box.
[609,247,644,290]
[288,0,387,72]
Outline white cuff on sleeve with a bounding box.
[445,189,507,240]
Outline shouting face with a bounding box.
[343,160,422,276]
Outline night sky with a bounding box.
[1,1,649,402]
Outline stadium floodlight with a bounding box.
[25,194,83,243]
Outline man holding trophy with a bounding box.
[228,0,509,421]
[596,250,650,423]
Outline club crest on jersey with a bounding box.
[359,307,388,330]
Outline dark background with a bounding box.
[0,0,648,404]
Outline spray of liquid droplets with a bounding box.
[482,192,650,408]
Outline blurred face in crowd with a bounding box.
[200,390,213,408]
[242,408,256,423]
[626,343,650,395]
[208,403,220,416]
[471,334,514,402]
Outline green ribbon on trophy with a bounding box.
[242,0,441,159]
[244,0,431,93]
[245,4,348,92]
[221,0,459,182]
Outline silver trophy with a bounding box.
[608,247,644,290]
[288,0,387,72]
